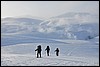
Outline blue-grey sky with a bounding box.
[1,1,99,19]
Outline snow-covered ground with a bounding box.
[1,37,99,66]
[1,12,99,66]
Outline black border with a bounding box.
[1,0,99,67]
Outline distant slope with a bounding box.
[1,12,99,46]
[1,17,43,33]
[38,12,99,40]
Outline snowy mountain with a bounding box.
[1,17,43,33]
[1,17,44,46]
[50,12,99,24]
[1,12,99,46]
[38,12,99,39]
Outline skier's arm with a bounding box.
[35,49,37,51]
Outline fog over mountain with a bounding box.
[1,12,99,40]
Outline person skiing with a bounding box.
[45,46,50,56]
[54,48,59,56]
[35,45,42,58]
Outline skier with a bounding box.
[54,48,59,56]
[45,46,50,56]
[35,45,42,58]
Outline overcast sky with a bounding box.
[1,1,99,19]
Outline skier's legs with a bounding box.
[47,51,49,56]
[47,53,49,56]
[57,53,58,56]
[37,53,39,58]
[40,52,41,58]
[56,52,58,56]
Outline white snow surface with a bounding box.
[1,12,99,66]
[1,38,99,66]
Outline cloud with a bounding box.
[1,1,99,19]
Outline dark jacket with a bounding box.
[45,46,50,53]
[35,45,42,53]
[55,48,59,53]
